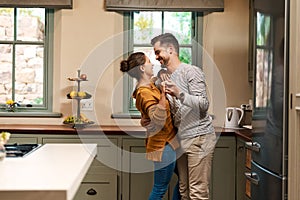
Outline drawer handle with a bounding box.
[87,188,97,195]
[245,172,259,185]
[245,141,261,152]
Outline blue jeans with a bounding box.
[149,145,176,200]
[172,163,181,200]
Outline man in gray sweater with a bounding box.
[151,33,217,200]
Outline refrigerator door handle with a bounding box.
[245,172,260,185]
[245,141,261,152]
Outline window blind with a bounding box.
[0,0,72,9]
[105,0,224,12]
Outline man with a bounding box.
[150,33,217,200]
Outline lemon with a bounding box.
[70,91,77,98]
[78,91,86,98]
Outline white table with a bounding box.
[0,143,97,200]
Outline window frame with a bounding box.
[0,8,60,117]
[121,11,203,115]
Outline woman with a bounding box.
[120,52,179,200]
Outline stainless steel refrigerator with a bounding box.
[245,0,289,199]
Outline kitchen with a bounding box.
[0,0,299,199]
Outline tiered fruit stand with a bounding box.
[64,70,93,128]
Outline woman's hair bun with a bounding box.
[119,52,146,80]
[120,60,129,72]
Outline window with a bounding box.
[0,8,55,115]
[122,11,203,114]
[253,11,273,116]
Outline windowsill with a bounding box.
[0,112,62,118]
[111,113,141,119]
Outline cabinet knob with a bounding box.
[87,188,97,195]
[238,145,244,151]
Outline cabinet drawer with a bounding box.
[9,137,38,144]
[42,137,119,172]
[74,174,117,200]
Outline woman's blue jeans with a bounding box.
[149,145,176,200]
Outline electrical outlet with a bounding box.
[81,99,93,111]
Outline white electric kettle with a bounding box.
[224,107,244,128]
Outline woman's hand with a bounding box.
[157,69,170,82]
[140,116,151,127]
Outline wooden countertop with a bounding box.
[0,124,252,141]
[0,124,147,135]
[0,143,97,200]
[215,127,252,141]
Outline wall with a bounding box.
[1,0,252,126]
[204,0,252,107]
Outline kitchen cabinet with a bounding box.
[236,138,247,200]
[210,136,236,200]
[41,135,120,173]
[122,138,175,200]
[74,174,117,200]
[8,136,38,144]
[41,135,119,200]
[7,130,249,200]
[122,136,236,200]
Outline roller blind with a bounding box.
[105,0,224,12]
[0,0,72,9]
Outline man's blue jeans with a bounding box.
[149,144,176,200]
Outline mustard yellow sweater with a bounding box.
[132,82,179,162]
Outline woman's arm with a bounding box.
[148,82,168,127]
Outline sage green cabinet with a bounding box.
[121,138,176,200]
[8,136,38,144]
[210,136,236,200]
[41,135,119,200]
[74,174,117,200]
[122,136,236,200]
[9,133,242,200]
[236,138,247,200]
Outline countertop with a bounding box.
[0,143,97,200]
[0,124,252,141]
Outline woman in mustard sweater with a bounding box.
[120,52,179,200]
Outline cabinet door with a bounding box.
[236,138,246,200]
[123,137,236,200]
[211,136,236,200]
[122,138,173,200]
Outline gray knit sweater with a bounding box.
[168,63,214,139]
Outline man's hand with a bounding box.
[158,81,167,108]
[164,80,181,98]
